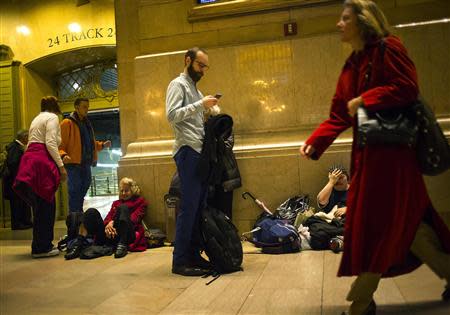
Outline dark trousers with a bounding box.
[66,164,92,213]
[31,196,56,254]
[83,206,135,246]
[173,146,207,266]
[10,190,32,228]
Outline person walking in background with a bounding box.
[166,47,219,276]
[299,1,450,314]
[3,130,32,230]
[59,98,111,215]
[14,96,67,258]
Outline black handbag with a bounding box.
[357,105,417,148]
[357,40,449,175]
[414,97,450,176]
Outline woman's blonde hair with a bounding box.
[344,0,390,42]
[119,177,141,196]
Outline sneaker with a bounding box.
[57,235,69,251]
[329,236,344,253]
[32,248,59,258]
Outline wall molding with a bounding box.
[188,0,340,22]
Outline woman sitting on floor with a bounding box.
[65,177,148,259]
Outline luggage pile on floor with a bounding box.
[242,192,345,254]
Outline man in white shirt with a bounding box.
[166,47,218,276]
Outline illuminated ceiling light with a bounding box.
[73,82,79,90]
[394,18,450,28]
[16,25,31,36]
[68,22,82,33]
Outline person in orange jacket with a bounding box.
[59,98,111,214]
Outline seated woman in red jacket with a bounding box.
[65,177,148,259]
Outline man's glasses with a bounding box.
[194,60,210,70]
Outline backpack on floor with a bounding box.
[244,213,301,254]
[201,206,243,274]
[275,195,310,225]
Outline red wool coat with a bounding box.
[305,35,450,277]
[104,196,148,252]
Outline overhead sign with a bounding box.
[47,27,115,48]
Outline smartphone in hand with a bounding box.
[214,93,222,99]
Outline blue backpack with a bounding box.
[245,214,301,254]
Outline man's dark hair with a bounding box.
[74,97,89,107]
[41,96,61,114]
[184,47,207,65]
[329,164,349,180]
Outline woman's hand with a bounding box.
[105,221,117,239]
[59,166,67,182]
[347,96,363,117]
[299,144,316,159]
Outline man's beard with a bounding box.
[188,63,203,82]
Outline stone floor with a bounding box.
[1,235,449,314]
[1,202,449,315]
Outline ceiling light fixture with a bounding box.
[68,23,82,33]
[16,25,31,36]
[394,18,450,28]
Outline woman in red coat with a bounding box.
[300,1,450,314]
[65,177,148,259]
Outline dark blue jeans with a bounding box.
[66,164,92,213]
[172,146,207,267]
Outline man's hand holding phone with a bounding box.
[202,93,222,109]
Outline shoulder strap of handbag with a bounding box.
[364,39,386,91]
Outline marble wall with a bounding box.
[116,0,450,233]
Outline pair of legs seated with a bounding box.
[64,206,135,260]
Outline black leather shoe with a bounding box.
[190,255,212,270]
[114,243,128,259]
[172,265,209,276]
[64,242,83,260]
[443,286,450,301]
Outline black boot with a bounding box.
[114,243,128,259]
[341,300,376,315]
